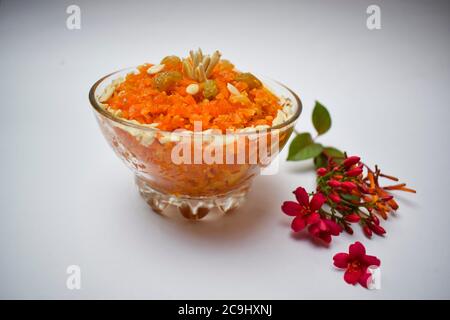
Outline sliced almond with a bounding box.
[146,123,160,128]
[140,133,156,147]
[158,133,181,144]
[205,50,221,77]
[186,83,199,95]
[227,83,240,96]
[198,63,207,81]
[182,59,194,79]
[272,110,287,126]
[99,85,115,102]
[202,56,210,71]
[147,64,165,75]
[107,107,122,117]
[189,50,196,65]
[112,77,124,86]
[255,125,270,131]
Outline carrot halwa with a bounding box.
[91,50,299,204]
[104,51,283,132]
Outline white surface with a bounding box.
[0,0,449,299]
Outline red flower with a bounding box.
[333,241,380,288]
[308,218,342,243]
[281,187,325,232]
[317,167,328,176]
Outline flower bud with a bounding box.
[344,225,354,235]
[316,167,328,176]
[370,214,380,225]
[329,193,341,204]
[344,213,360,223]
[363,226,373,238]
[341,181,357,191]
[369,223,386,236]
[327,180,341,188]
[346,167,363,177]
[343,156,361,168]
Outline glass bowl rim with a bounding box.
[88,67,302,136]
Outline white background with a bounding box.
[0,0,449,299]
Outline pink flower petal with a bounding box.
[363,255,381,267]
[293,187,309,206]
[344,268,363,285]
[319,233,332,243]
[291,216,306,232]
[306,212,321,225]
[281,201,303,216]
[333,253,349,268]
[310,192,326,211]
[349,241,366,260]
[324,219,342,236]
[308,224,319,236]
[316,219,327,232]
[358,271,372,288]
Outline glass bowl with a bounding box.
[89,67,302,220]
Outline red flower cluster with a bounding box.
[282,155,415,240]
[315,155,415,238]
[333,241,380,288]
[282,187,342,243]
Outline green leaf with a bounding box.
[314,147,344,169]
[312,101,332,135]
[323,147,344,159]
[287,132,324,161]
[314,153,328,169]
[287,132,313,160]
[296,143,324,160]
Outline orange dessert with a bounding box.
[102,50,284,132]
[90,49,301,219]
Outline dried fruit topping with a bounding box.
[202,79,218,100]
[160,55,181,71]
[153,71,182,92]
[235,72,262,89]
